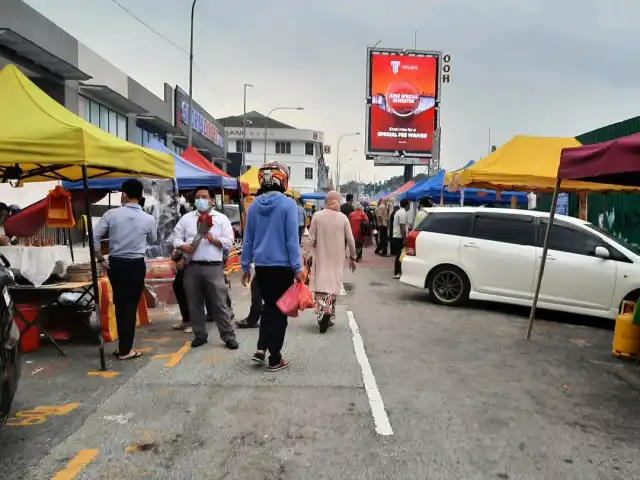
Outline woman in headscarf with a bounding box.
[307,191,357,333]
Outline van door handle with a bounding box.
[539,254,555,260]
[463,242,478,248]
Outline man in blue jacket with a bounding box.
[241,161,304,372]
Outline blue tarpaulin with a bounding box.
[300,192,327,200]
[63,139,238,191]
[402,169,528,205]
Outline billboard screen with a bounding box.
[367,49,439,157]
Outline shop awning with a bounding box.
[385,180,414,198]
[79,84,148,115]
[136,116,183,136]
[0,64,174,182]
[451,135,640,193]
[0,29,91,81]
[558,132,640,187]
[181,147,248,194]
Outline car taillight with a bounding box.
[406,230,419,256]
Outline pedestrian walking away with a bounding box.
[297,198,307,245]
[173,186,238,349]
[413,196,434,229]
[235,268,262,328]
[93,178,155,361]
[309,190,357,333]
[374,200,389,256]
[348,205,369,262]
[340,193,355,217]
[241,161,304,372]
[391,199,410,279]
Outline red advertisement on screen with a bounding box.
[368,53,438,154]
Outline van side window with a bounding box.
[471,214,536,246]
[542,223,605,256]
[416,213,472,236]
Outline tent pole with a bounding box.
[526,177,561,340]
[602,193,607,232]
[440,185,444,206]
[82,165,106,371]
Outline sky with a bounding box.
[21,0,640,185]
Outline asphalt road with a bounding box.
[3,248,640,479]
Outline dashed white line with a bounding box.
[347,310,393,436]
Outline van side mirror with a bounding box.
[594,246,610,259]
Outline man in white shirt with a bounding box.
[173,186,238,349]
[413,196,434,229]
[391,199,410,279]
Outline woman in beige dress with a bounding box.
[306,191,357,333]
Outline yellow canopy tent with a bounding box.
[0,64,174,182]
[451,135,640,193]
[240,166,300,198]
[0,64,176,371]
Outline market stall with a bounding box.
[0,64,175,370]
[528,133,640,339]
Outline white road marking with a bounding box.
[347,310,393,436]
[103,413,134,424]
[340,282,346,296]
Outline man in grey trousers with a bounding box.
[173,186,238,349]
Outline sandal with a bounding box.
[236,319,259,329]
[118,351,143,361]
[172,323,190,330]
[251,351,266,365]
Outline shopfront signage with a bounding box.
[372,156,430,166]
[174,86,224,149]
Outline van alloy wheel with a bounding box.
[432,271,463,303]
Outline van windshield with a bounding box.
[584,223,640,256]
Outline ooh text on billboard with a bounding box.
[368,51,438,156]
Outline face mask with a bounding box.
[194,198,210,212]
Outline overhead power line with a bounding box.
[109,0,226,109]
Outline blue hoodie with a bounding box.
[241,191,302,273]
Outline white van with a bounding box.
[401,207,640,319]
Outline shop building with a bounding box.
[0,0,228,172]
[220,111,329,193]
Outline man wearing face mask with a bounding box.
[173,186,238,349]
[93,179,156,360]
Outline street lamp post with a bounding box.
[263,106,304,164]
[336,132,360,191]
[241,84,253,174]
[187,0,198,147]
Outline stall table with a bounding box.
[0,246,71,286]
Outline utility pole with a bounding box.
[241,84,253,173]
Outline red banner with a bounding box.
[368,53,438,155]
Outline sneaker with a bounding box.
[251,351,266,365]
[267,359,290,372]
[319,313,331,334]
[184,327,193,334]
[225,338,239,350]
[191,337,208,348]
[393,274,401,279]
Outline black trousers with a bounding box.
[390,238,404,276]
[108,257,146,355]
[174,268,223,323]
[355,239,364,261]
[255,266,294,366]
[246,272,263,325]
[298,226,305,245]
[376,225,388,255]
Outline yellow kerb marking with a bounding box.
[143,337,170,344]
[152,342,191,368]
[51,449,98,480]
[87,371,120,379]
[6,402,81,427]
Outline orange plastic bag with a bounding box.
[277,282,314,318]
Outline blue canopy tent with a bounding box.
[369,191,390,202]
[300,192,327,201]
[403,169,528,206]
[63,139,238,191]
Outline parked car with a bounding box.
[0,255,21,427]
[401,207,640,319]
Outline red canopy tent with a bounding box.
[385,180,415,199]
[526,133,640,340]
[181,147,249,195]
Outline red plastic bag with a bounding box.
[277,282,314,317]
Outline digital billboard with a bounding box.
[366,48,440,158]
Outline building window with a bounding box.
[305,167,314,180]
[134,126,165,147]
[79,95,128,140]
[275,141,291,154]
[236,140,252,153]
[305,142,314,155]
[172,143,185,155]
